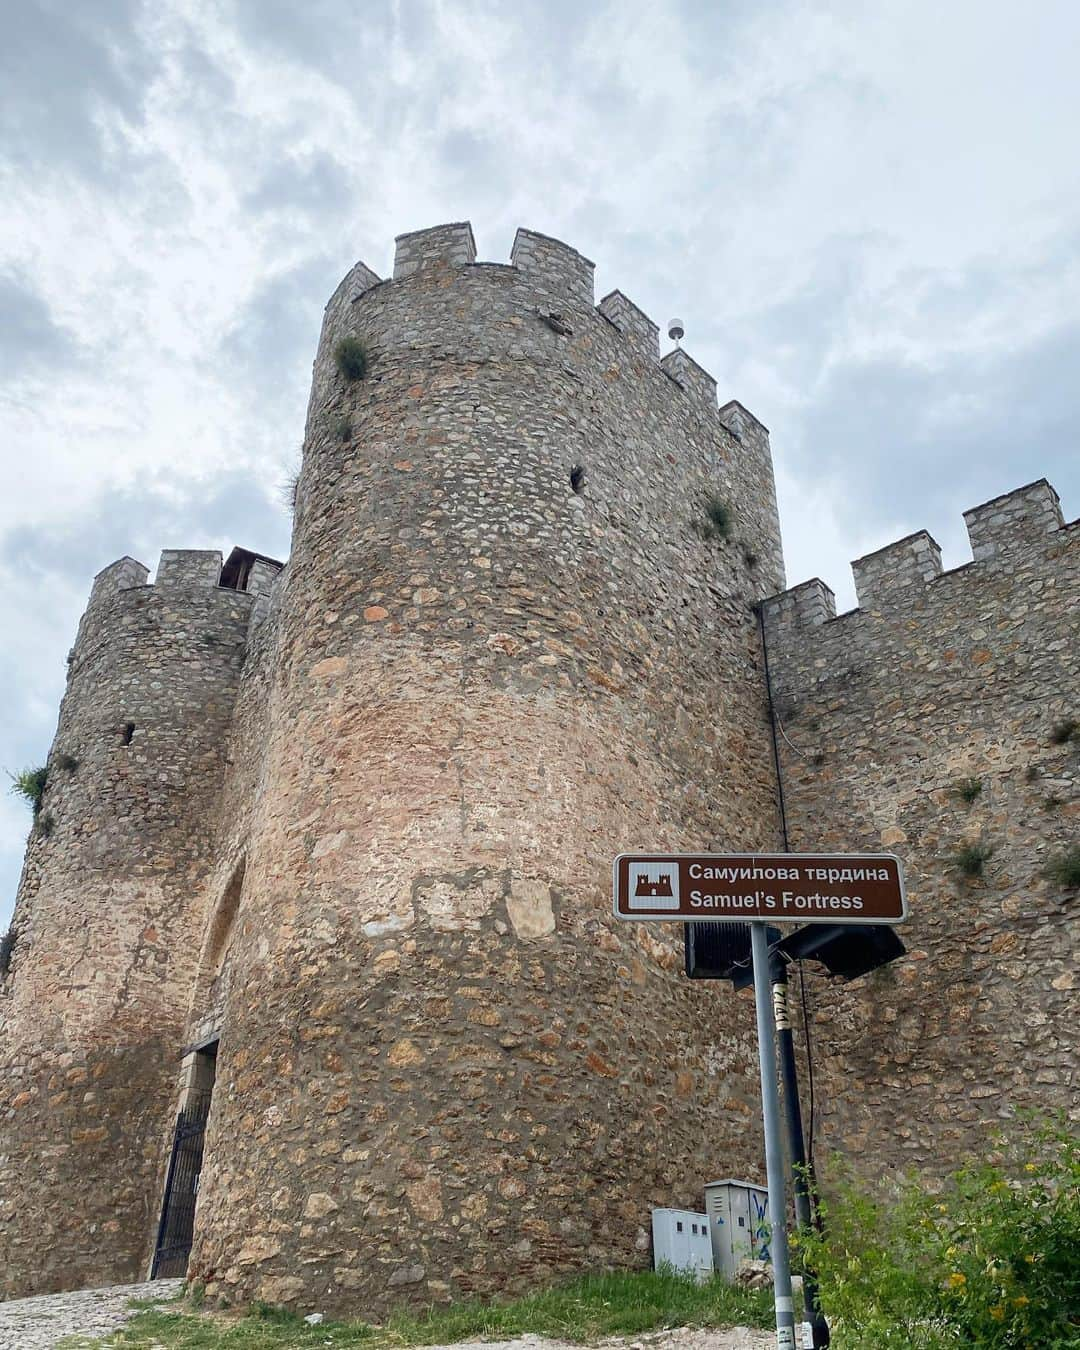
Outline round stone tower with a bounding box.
[187,224,787,1310]
[0,553,257,1298]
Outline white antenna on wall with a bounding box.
[668,318,685,347]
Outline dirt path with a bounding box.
[0,1278,183,1349]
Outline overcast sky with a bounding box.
[2,0,1078,929]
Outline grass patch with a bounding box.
[331,413,352,442]
[953,777,983,804]
[953,842,992,878]
[1050,718,1078,745]
[57,751,79,772]
[9,764,47,816]
[1044,845,1080,890]
[90,1269,772,1348]
[334,337,369,382]
[36,811,55,838]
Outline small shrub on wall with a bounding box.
[334,337,369,382]
[9,765,47,816]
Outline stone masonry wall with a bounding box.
[762,481,1079,1174]
[185,224,787,1313]
[0,554,257,1298]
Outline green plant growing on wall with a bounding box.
[1042,793,1064,810]
[56,752,78,773]
[280,460,301,515]
[0,926,16,977]
[36,812,55,838]
[9,765,47,817]
[1050,717,1078,745]
[334,336,369,382]
[954,777,983,804]
[953,842,992,878]
[331,412,351,442]
[1044,845,1080,890]
[697,493,732,542]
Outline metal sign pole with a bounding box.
[750,921,796,1349]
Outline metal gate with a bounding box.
[151,1091,212,1278]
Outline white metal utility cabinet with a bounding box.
[650,1208,713,1279]
[703,1178,770,1280]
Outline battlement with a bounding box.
[510,227,594,304]
[393,222,476,279]
[660,348,717,406]
[335,221,765,433]
[79,548,284,633]
[851,530,942,607]
[763,480,1073,633]
[597,290,659,360]
[963,478,1063,561]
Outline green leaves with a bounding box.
[797,1121,1080,1347]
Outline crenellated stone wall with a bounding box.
[762,479,1079,1173]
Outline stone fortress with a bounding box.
[0,223,1075,1312]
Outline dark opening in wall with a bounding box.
[121,722,136,746]
[570,465,586,494]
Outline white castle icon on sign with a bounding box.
[628,861,680,910]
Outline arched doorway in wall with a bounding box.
[151,857,245,1279]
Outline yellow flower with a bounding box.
[990,1180,1008,1193]
[946,1272,967,1289]
[936,1203,948,1213]
[1024,1162,1037,1172]
[1024,1254,1036,1264]
[1013,1295,1030,1307]
[990,1305,1006,1321]
[945,1246,957,1257]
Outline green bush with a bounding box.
[9,765,47,816]
[334,336,369,382]
[797,1122,1080,1348]
[953,842,992,878]
[697,493,732,542]
[954,777,983,804]
[1044,845,1080,890]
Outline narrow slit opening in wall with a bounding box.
[570,464,586,494]
[121,722,135,746]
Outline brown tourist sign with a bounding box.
[613,852,908,925]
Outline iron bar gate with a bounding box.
[151,1090,212,1278]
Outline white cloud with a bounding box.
[1,0,1078,925]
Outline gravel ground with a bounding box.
[0,1279,183,1349]
[0,1286,774,1350]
